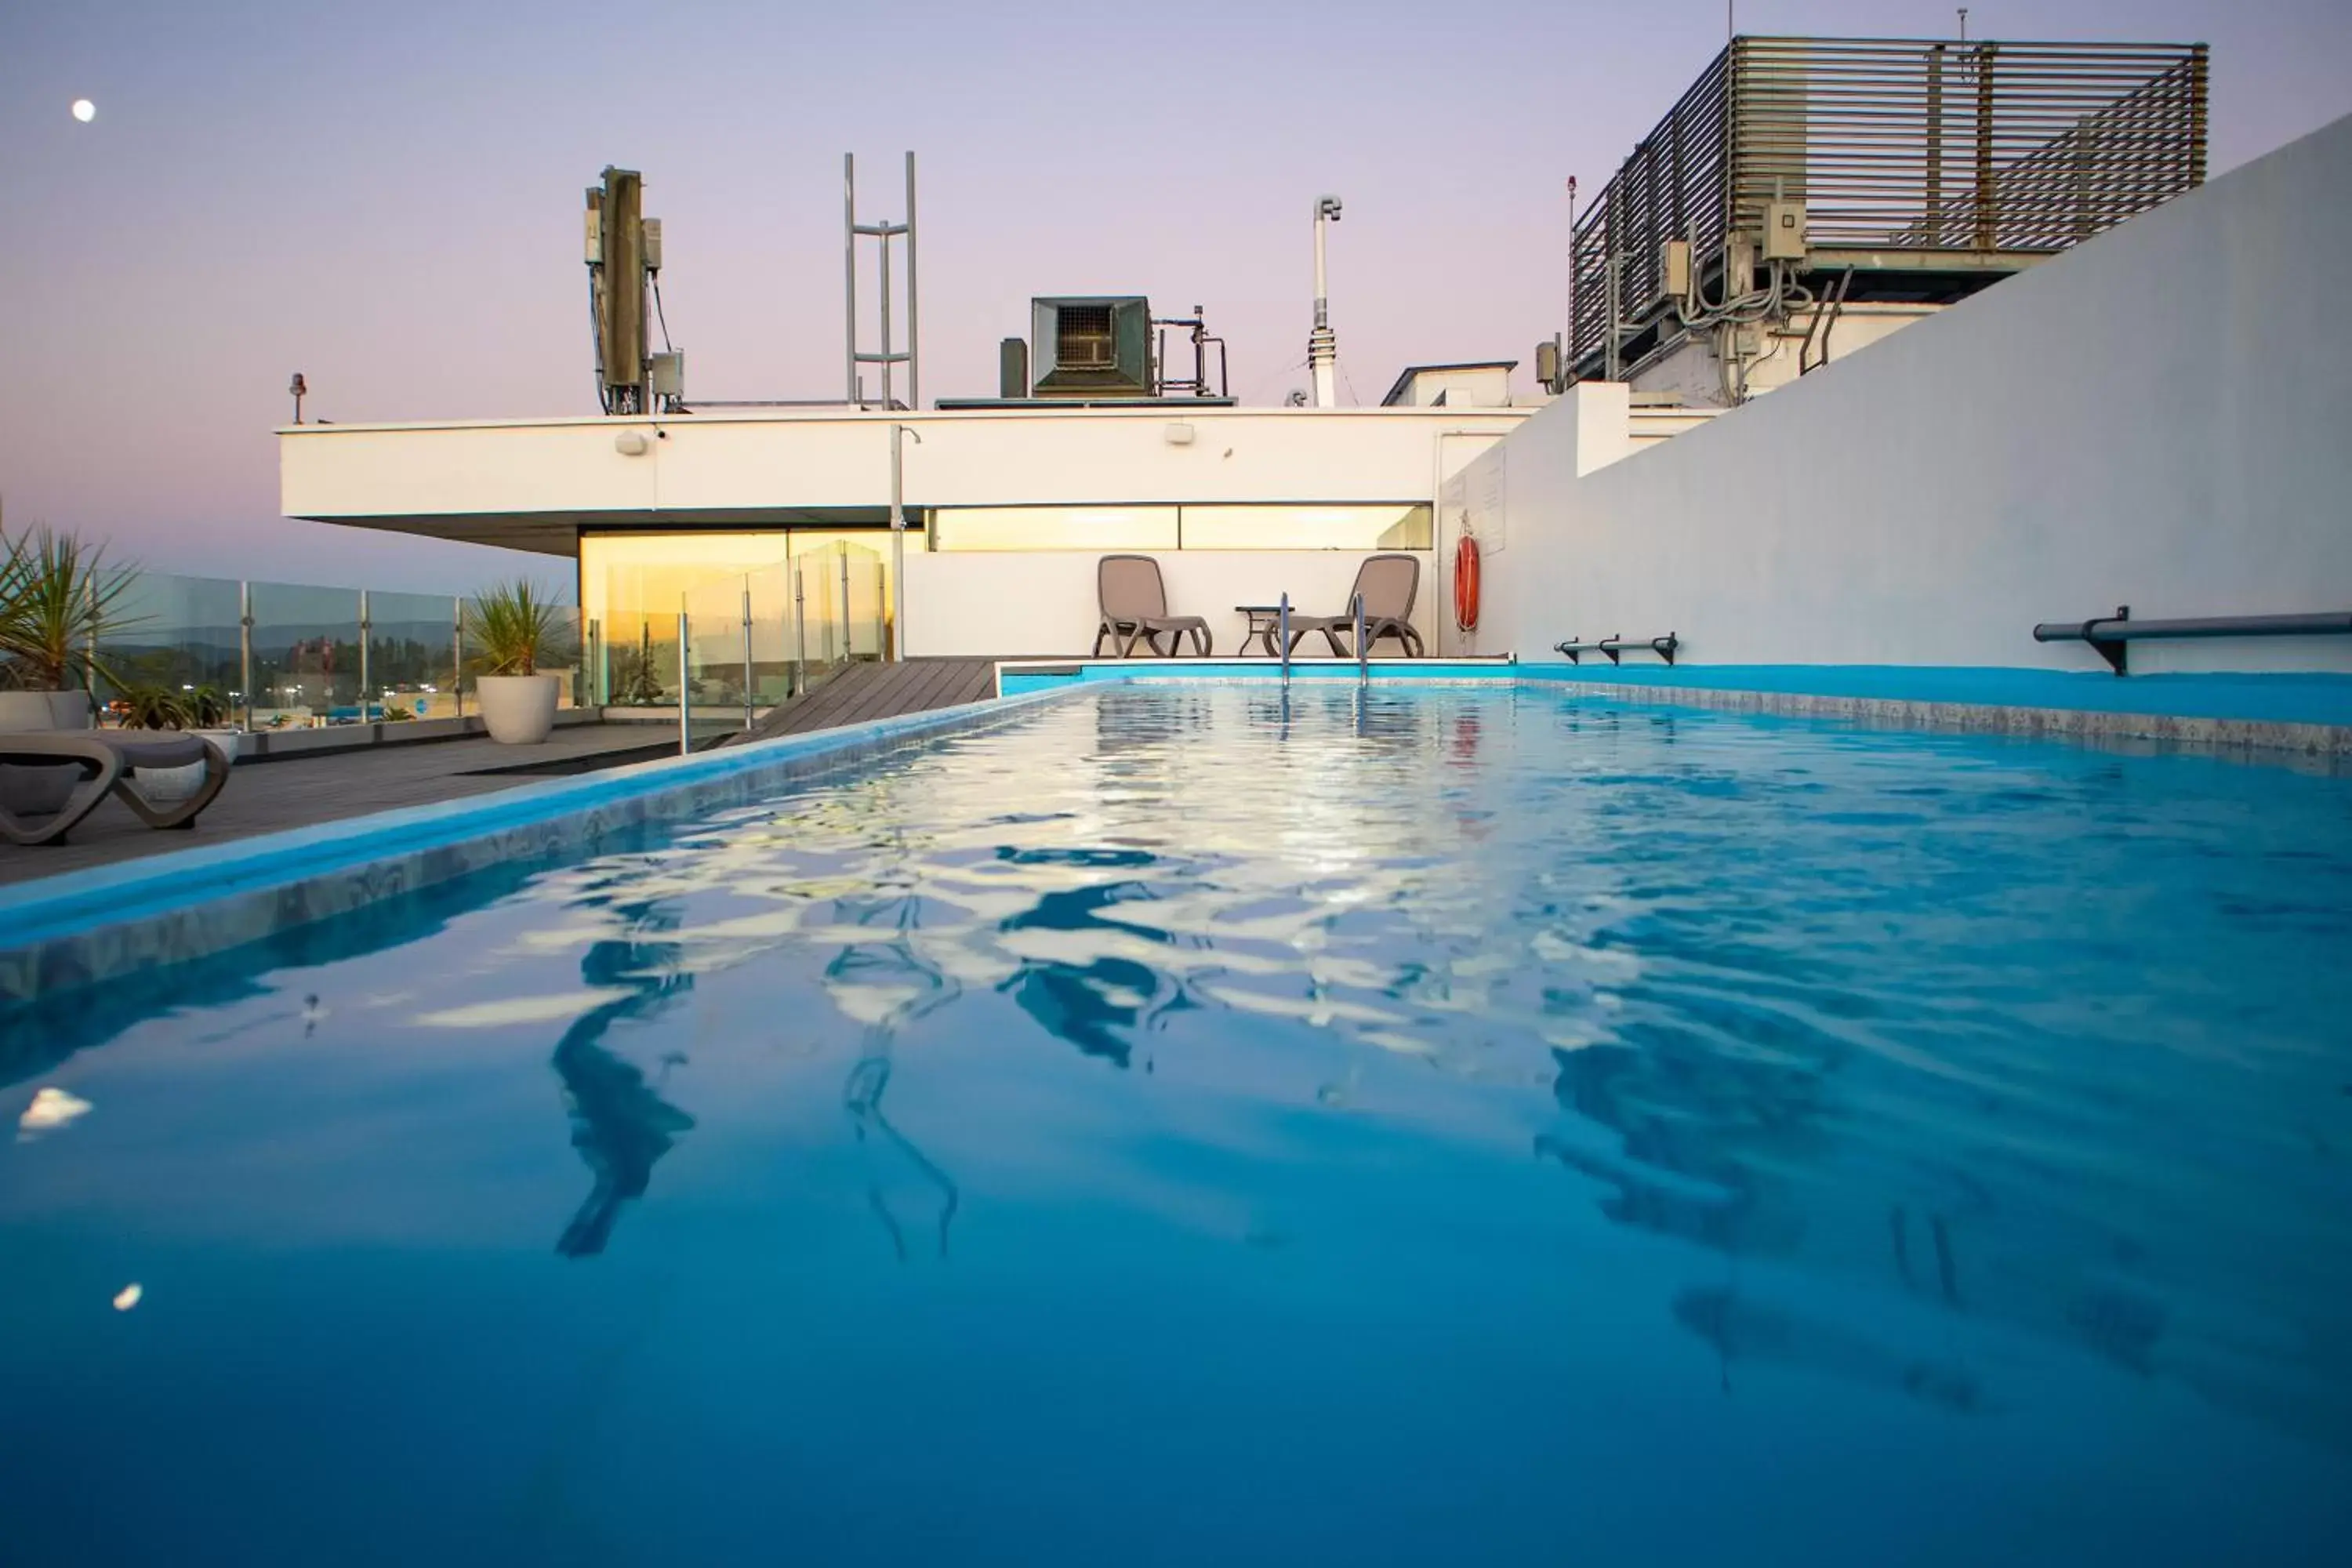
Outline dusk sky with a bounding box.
[4,0,2348,592]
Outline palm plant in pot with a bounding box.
[464,579,575,744]
[0,521,144,817]
[0,521,143,733]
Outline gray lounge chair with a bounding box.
[1287,554,1425,657]
[1093,554,1212,657]
[0,731,230,847]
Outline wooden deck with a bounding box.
[731,658,998,745]
[0,661,1004,890]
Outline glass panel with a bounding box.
[1177,504,1433,550]
[100,572,244,718]
[747,563,797,706]
[683,575,750,720]
[581,532,790,708]
[929,506,1178,552]
[247,581,361,729]
[367,591,459,723]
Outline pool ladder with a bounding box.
[1274,592,1370,690]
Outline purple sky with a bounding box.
[3,0,2347,593]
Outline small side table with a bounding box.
[1236,605,1289,657]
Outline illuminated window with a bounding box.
[1177,504,1432,550]
[930,506,1180,552]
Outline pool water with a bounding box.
[5,685,2350,1565]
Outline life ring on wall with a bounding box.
[1454,534,1482,631]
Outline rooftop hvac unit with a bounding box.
[1029,296,1152,397]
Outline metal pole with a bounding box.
[741,580,754,731]
[239,581,253,731]
[843,153,858,403]
[840,550,854,659]
[905,151,920,412]
[889,423,921,661]
[1355,592,1367,688]
[879,206,894,411]
[677,605,691,756]
[358,589,371,721]
[792,564,808,695]
[1279,593,1290,684]
[453,597,465,721]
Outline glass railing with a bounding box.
[612,540,887,721]
[75,572,585,734]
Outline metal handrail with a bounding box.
[1555,633,1680,666]
[2032,606,2352,675]
[1354,593,1367,688]
[1279,593,1290,684]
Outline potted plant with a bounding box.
[0,521,143,816]
[464,579,573,744]
[0,522,141,733]
[109,683,218,801]
[187,685,243,763]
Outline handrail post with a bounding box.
[677,605,691,757]
[740,579,754,731]
[452,596,465,722]
[238,581,254,731]
[1278,593,1290,685]
[792,565,808,697]
[1354,590,1367,688]
[357,589,371,722]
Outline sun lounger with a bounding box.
[0,731,230,847]
[1285,554,1425,657]
[1093,554,1213,656]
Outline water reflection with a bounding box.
[550,898,697,1259]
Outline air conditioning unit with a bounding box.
[1029,296,1152,397]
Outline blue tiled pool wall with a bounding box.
[1000,661,2352,745]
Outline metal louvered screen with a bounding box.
[1569,36,2208,374]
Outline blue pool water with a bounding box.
[4,684,2350,1565]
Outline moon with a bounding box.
[72,99,96,122]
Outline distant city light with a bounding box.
[71,100,96,123]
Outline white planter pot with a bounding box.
[476,673,561,745]
[132,760,209,803]
[194,729,243,765]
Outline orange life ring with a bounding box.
[1454,534,1482,631]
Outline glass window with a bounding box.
[929,506,1180,552]
[1177,504,1432,550]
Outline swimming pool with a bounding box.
[4,683,2349,1564]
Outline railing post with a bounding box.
[1278,593,1290,685]
[740,579,755,731]
[792,566,808,698]
[452,596,465,722]
[840,550,854,659]
[358,589,371,721]
[238,580,254,731]
[677,605,691,757]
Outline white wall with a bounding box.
[902,550,1435,659]
[282,407,1521,529]
[1470,113,2352,676]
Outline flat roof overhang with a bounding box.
[282,404,1529,556]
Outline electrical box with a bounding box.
[641,217,662,273]
[1762,199,1808,261]
[1534,338,1562,390]
[649,351,684,399]
[1661,238,1693,299]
